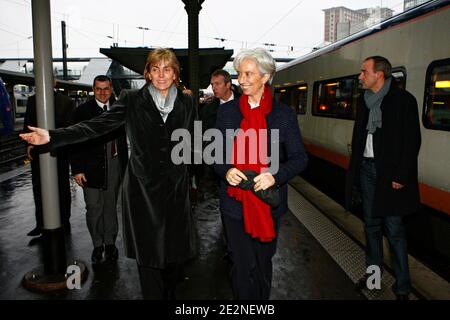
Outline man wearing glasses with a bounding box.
[70,75,128,265]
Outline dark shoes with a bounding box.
[92,244,118,264]
[105,244,118,262]
[28,223,70,237]
[27,227,42,237]
[396,293,409,300]
[27,234,44,246]
[91,246,104,264]
[357,275,410,300]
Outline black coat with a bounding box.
[345,80,421,217]
[24,91,74,171]
[24,91,74,130]
[199,93,240,133]
[24,91,75,222]
[199,97,220,133]
[213,99,308,220]
[49,85,197,268]
[69,98,128,189]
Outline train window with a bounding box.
[296,85,308,114]
[313,69,406,120]
[354,68,406,97]
[274,84,307,115]
[16,99,27,107]
[391,68,407,89]
[423,58,450,131]
[312,76,358,119]
[274,88,288,105]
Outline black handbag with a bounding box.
[237,170,280,208]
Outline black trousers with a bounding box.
[222,213,280,300]
[137,263,183,300]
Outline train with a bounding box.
[0,71,91,136]
[0,73,91,164]
[13,84,33,119]
[272,0,450,276]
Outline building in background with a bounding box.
[323,7,367,43]
[323,6,394,43]
[356,7,394,28]
[404,0,429,10]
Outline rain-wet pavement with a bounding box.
[0,162,364,300]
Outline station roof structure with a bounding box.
[0,69,91,90]
[99,47,234,89]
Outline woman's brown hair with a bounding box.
[143,48,181,86]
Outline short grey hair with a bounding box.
[233,48,276,83]
[364,55,392,79]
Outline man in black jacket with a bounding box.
[70,75,128,264]
[198,70,240,192]
[200,69,237,132]
[24,89,74,237]
[346,56,421,300]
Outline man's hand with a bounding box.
[226,168,247,186]
[19,126,50,145]
[73,173,87,187]
[392,181,404,189]
[253,172,275,192]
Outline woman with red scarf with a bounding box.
[214,48,308,300]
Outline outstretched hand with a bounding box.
[19,126,50,145]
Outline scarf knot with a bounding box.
[148,83,177,122]
[364,77,391,134]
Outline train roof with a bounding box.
[277,0,450,72]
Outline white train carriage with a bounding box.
[272,0,450,267]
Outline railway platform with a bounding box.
[0,161,448,301]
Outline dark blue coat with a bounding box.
[213,98,308,220]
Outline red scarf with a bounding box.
[227,85,275,242]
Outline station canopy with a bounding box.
[0,69,91,90]
[100,47,233,89]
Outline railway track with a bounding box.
[0,133,27,165]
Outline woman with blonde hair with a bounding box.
[21,48,197,300]
[213,48,307,299]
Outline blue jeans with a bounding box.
[360,159,411,295]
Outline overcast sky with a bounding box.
[0,0,406,60]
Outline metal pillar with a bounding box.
[183,0,204,104]
[61,21,68,80]
[31,0,66,275]
[23,1,88,293]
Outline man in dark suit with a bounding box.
[346,56,421,300]
[24,89,75,236]
[198,70,240,193]
[70,75,128,264]
[200,69,238,132]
